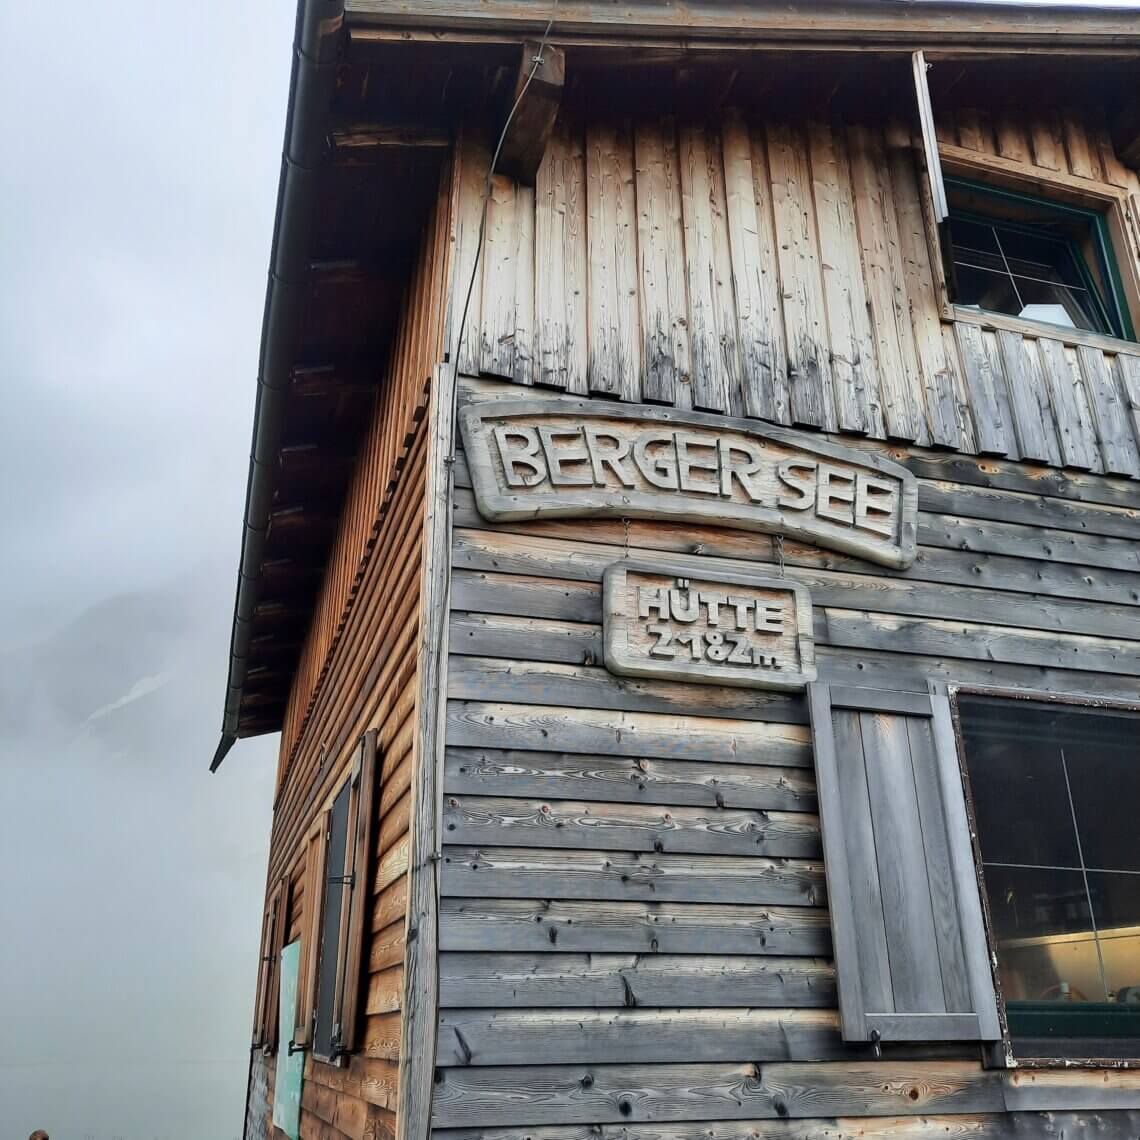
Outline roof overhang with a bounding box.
[213,0,1140,770]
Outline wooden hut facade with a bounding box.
[214,4,1140,1139]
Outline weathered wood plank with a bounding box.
[446,701,814,766]
[432,1111,1140,1140]
[1037,337,1101,471]
[768,120,833,430]
[724,112,786,423]
[451,523,1140,629]
[952,324,1013,457]
[997,331,1059,466]
[443,747,818,812]
[848,124,922,442]
[633,118,690,407]
[823,607,1140,676]
[817,644,1140,704]
[450,611,601,667]
[586,121,640,400]
[437,952,835,1009]
[887,120,960,449]
[480,174,519,380]
[440,845,825,905]
[808,119,877,436]
[436,1007,858,1066]
[438,897,832,956]
[441,794,821,857]
[430,1060,1005,1128]
[1080,345,1140,477]
[446,652,813,724]
[535,124,588,392]
[678,123,738,413]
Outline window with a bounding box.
[956,693,1140,1060]
[946,179,1134,341]
[297,731,380,1063]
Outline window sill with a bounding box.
[948,303,1140,356]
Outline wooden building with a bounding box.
[213,3,1140,1139]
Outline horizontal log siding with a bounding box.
[430,385,1140,1139]
[249,178,454,1140]
[454,107,1140,478]
[278,166,451,782]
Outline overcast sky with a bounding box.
[0,3,290,1137]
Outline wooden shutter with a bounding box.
[913,50,947,223]
[251,881,282,1049]
[297,814,330,1048]
[808,682,999,1044]
[337,730,381,1055]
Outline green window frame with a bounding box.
[945,175,1135,343]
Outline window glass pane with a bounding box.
[945,181,1120,338]
[314,782,352,1059]
[959,713,1079,868]
[957,695,1140,1053]
[1067,739,1140,872]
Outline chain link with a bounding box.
[774,532,785,577]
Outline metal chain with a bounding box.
[622,516,631,559]
[774,532,786,577]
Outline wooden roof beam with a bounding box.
[329,123,451,163]
[497,39,565,183]
[344,1,1140,49]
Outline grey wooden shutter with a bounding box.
[808,682,999,1044]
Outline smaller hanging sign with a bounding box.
[603,560,816,690]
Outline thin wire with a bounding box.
[448,0,560,466]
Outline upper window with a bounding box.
[946,177,1135,341]
[957,693,1140,1060]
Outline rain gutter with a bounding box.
[212,0,345,772]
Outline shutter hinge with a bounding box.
[870,1028,882,1059]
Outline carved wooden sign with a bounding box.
[603,561,816,690]
[460,397,918,568]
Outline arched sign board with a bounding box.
[460,397,918,570]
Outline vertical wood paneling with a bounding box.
[809,119,878,436]
[1039,337,1100,470]
[586,121,641,400]
[1081,345,1140,476]
[724,113,787,424]
[954,323,1013,457]
[513,184,536,386]
[452,106,1140,482]
[887,121,961,449]
[535,123,588,392]
[455,137,489,378]
[480,174,519,380]
[998,331,1061,466]
[633,119,691,407]
[768,120,834,430]
[848,124,922,443]
[678,123,739,414]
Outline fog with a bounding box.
[0,3,290,1136]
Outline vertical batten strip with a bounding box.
[723,113,785,424]
[634,118,691,408]
[746,120,791,424]
[1062,107,1102,181]
[455,135,490,378]
[1029,113,1065,172]
[998,331,1060,466]
[586,121,641,401]
[767,120,835,431]
[678,123,738,414]
[887,119,961,450]
[808,119,877,437]
[480,174,519,380]
[513,185,536,386]
[1080,345,1140,477]
[535,122,589,393]
[953,323,1012,457]
[1039,337,1100,470]
[1118,353,1140,451]
[848,124,922,443]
